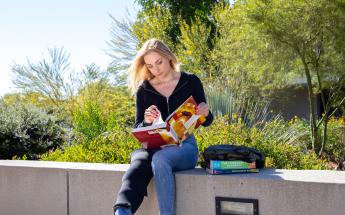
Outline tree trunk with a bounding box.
[314,47,327,157]
[300,55,319,152]
[319,117,328,157]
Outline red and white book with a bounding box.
[132,96,206,149]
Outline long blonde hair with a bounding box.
[128,38,180,94]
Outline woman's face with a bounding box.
[143,51,171,78]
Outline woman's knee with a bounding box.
[151,152,172,172]
[124,161,152,181]
[121,150,153,184]
[130,148,150,162]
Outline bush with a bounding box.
[43,115,329,169]
[196,116,328,170]
[72,101,107,142]
[71,85,136,142]
[0,102,66,159]
[42,125,140,163]
[285,116,345,166]
[320,116,345,163]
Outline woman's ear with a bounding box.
[169,60,174,68]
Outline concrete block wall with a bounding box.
[0,160,345,215]
[0,161,157,215]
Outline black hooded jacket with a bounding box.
[134,71,213,128]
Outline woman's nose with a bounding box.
[154,65,160,72]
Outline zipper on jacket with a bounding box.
[166,96,170,115]
[143,74,188,97]
[142,76,189,117]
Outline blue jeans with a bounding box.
[114,206,132,215]
[152,135,198,215]
[114,135,198,215]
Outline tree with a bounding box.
[211,2,297,98]
[132,5,175,50]
[247,0,345,155]
[12,47,72,106]
[106,5,175,84]
[135,0,226,45]
[106,1,231,82]
[11,47,110,118]
[177,17,215,78]
[106,10,138,85]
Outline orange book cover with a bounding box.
[132,96,206,149]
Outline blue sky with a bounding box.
[0,0,139,96]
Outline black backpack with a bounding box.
[201,144,265,169]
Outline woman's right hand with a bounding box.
[144,105,160,124]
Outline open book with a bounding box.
[132,96,206,149]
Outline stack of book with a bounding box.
[206,160,259,175]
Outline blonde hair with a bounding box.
[128,38,180,94]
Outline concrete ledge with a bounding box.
[176,168,345,215]
[1,160,345,215]
[0,163,67,215]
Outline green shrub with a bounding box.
[42,125,140,163]
[71,85,136,142]
[319,116,345,163]
[202,81,330,169]
[285,116,345,166]
[0,102,66,159]
[43,115,330,169]
[72,101,107,142]
[196,116,328,169]
[23,75,340,169]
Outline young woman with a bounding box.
[113,38,213,215]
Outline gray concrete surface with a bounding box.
[1,160,345,215]
[0,163,67,215]
[68,168,158,215]
[0,160,157,215]
[176,168,345,215]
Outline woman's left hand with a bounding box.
[196,102,209,117]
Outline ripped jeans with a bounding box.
[114,135,198,215]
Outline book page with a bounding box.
[166,96,205,141]
[132,122,167,132]
[184,114,201,129]
[153,110,164,125]
[166,96,197,122]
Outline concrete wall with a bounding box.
[1,160,345,215]
[0,161,157,215]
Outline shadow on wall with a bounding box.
[270,83,344,121]
[269,84,321,120]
